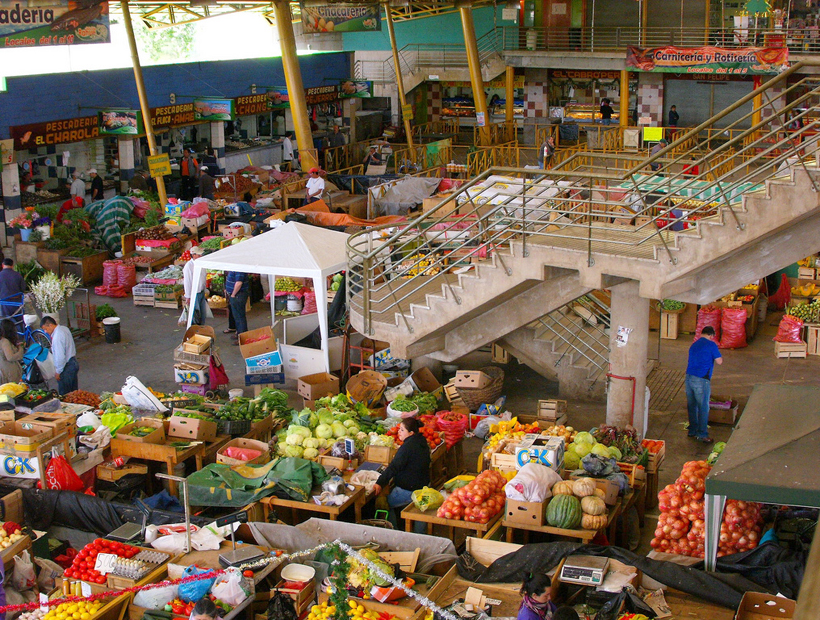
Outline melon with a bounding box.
[545,494,582,529]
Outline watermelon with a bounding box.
[545,494,582,529]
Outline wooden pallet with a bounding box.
[775,340,807,358]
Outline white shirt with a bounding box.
[306,176,325,198]
[70,178,86,198]
[183,259,207,300]
[282,137,294,161]
[51,325,76,374]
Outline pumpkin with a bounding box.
[581,495,607,516]
[594,488,606,500]
[545,494,582,529]
[581,513,608,530]
[572,477,597,498]
[552,480,575,496]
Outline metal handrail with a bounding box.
[347,61,820,334]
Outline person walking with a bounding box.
[180,148,199,200]
[88,169,104,202]
[649,138,668,172]
[0,259,26,326]
[69,171,86,205]
[183,246,208,325]
[685,325,722,444]
[538,136,555,169]
[198,166,216,200]
[282,133,295,170]
[0,319,23,384]
[202,148,219,176]
[225,270,250,340]
[40,316,79,395]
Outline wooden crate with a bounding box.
[537,399,567,421]
[154,289,183,309]
[799,267,817,279]
[808,326,820,356]
[37,247,70,276]
[642,440,666,474]
[775,340,807,359]
[660,312,680,340]
[15,241,42,264]
[617,462,647,487]
[273,579,315,616]
[61,251,109,285]
[491,342,510,363]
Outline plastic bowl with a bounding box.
[281,563,316,583]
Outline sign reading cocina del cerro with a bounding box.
[626,45,789,75]
[10,116,98,149]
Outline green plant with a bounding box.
[30,272,82,313]
[36,204,59,220]
[28,228,43,243]
[17,261,46,287]
[96,304,118,321]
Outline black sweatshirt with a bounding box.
[376,431,431,491]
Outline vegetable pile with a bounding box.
[436,470,507,523]
[385,417,441,450]
[548,478,608,530]
[275,277,302,292]
[651,460,763,558]
[61,390,101,407]
[277,395,370,460]
[563,425,646,471]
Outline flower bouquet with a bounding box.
[30,272,82,315]
[9,211,40,241]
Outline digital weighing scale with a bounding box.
[559,556,610,586]
[216,510,265,567]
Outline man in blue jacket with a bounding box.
[685,326,722,444]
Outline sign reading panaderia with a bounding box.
[0,0,110,48]
[626,45,788,75]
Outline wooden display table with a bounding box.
[401,504,503,540]
[110,438,205,497]
[503,497,622,544]
[260,484,366,523]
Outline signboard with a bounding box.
[442,76,525,89]
[626,45,789,75]
[338,79,372,98]
[401,103,414,121]
[266,87,289,109]
[98,109,143,135]
[551,69,621,80]
[0,139,12,166]
[11,115,98,149]
[0,0,110,48]
[150,103,196,129]
[147,153,172,177]
[300,3,381,33]
[642,127,664,142]
[193,98,235,121]
[501,7,518,21]
[305,85,340,105]
[234,93,270,117]
[1,452,45,480]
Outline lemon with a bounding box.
[348,601,357,609]
[80,614,90,620]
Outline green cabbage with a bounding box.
[573,441,593,458]
[564,450,581,470]
[303,447,319,460]
[574,431,595,445]
[286,433,304,446]
[332,421,348,438]
[277,442,288,455]
[284,445,304,458]
[303,438,320,449]
[343,419,358,428]
[287,425,312,438]
[315,424,334,439]
[316,409,335,426]
[608,446,623,461]
[591,443,611,458]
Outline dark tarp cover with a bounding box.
[456,541,806,609]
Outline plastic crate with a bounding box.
[217,419,251,436]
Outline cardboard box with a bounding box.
[169,416,218,442]
[454,370,491,389]
[245,352,283,375]
[735,592,795,620]
[0,422,53,452]
[422,191,459,215]
[116,419,166,444]
[408,367,443,399]
[182,334,211,355]
[217,438,270,466]
[182,215,209,231]
[514,435,565,471]
[245,373,285,386]
[174,364,209,385]
[569,474,620,506]
[297,372,340,401]
[537,399,567,421]
[18,412,77,437]
[505,499,547,527]
[180,384,208,396]
[346,370,387,407]
[709,397,739,425]
[364,444,397,466]
[239,326,277,359]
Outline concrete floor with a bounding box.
[75,292,817,552]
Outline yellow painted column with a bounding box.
[272,0,316,170]
[620,69,630,127]
[385,2,414,148]
[458,1,490,146]
[505,66,514,123]
[640,0,648,46]
[121,1,167,206]
[752,77,763,129]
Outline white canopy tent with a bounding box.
[188,222,349,372]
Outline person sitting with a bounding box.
[518,573,557,620]
[363,147,382,168]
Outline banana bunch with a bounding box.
[275,277,301,292]
[787,299,820,323]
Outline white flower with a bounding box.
[31,273,82,313]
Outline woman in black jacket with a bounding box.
[373,417,430,532]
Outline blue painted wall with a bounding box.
[0,52,350,139]
[342,6,504,51]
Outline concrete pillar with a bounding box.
[1,164,21,247]
[606,280,650,436]
[458,1,490,146]
[344,99,360,143]
[118,137,135,194]
[211,121,226,174]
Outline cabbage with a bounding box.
[564,450,581,470]
[303,438,320,449]
[303,447,319,460]
[315,424,334,439]
[286,433,304,446]
[331,421,348,438]
[345,423,360,435]
[287,424,312,439]
[331,394,350,409]
[277,442,288,455]
[316,409,335,426]
[573,441,593,458]
[591,443,611,458]
[713,441,727,454]
[284,445,304,458]
[317,437,329,448]
[343,419,358,428]
[574,431,595,445]
[606,472,629,494]
[608,446,623,461]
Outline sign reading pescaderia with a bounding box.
[0,0,110,48]
[305,85,340,105]
[235,94,270,116]
[300,2,380,33]
[626,45,788,75]
[11,116,98,149]
[150,103,196,129]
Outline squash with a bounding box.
[581,513,608,530]
[545,494,582,529]
[593,488,606,500]
[552,480,575,496]
[581,495,607,516]
[572,477,597,498]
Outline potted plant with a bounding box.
[9,210,40,242]
[30,272,82,322]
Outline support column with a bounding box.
[121,1,167,206]
[272,0,316,170]
[620,69,630,127]
[752,76,763,130]
[385,1,414,148]
[458,1,490,146]
[1,164,21,247]
[210,121,226,174]
[505,66,515,123]
[118,137,135,194]
[606,280,650,436]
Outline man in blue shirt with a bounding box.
[225,271,249,340]
[41,316,79,395]
[685,326,722,444]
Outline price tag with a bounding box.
[94,552,118,575]
[81,582,92,597]
[344,438,355,456]
[39,593,49,611]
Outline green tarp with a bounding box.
[187,457,329,507]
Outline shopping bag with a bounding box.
[36,352,56,381]
[411,487,444,512]
[44,448,84,492]
[12,550,36,591]
[209,353,229,390]
[121,376,168,412]
[178,307,188,326]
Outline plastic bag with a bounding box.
[774,315,804,343]
[36,353,56,381]
[719,307,748,349]
[121,376,168,413]
[12,550,36,591]
[44,449,84,491]
[435,410,469,448]
[769,273,791,310]
[78,425,112,449]
[268,591,297,620]
[474,416,501,440]
[101,410,134,436]
[211,568,250,606]
[134,585,178,610]
[76,411,102,429]
[224,447,261,462]
[505,463,563,502]
[694,306,721,342]
[178,565,216,602]
[412,486,444,512]
[178,307,188,326]
[34,557,63,592]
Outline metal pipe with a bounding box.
[620,69,630,127]
[385,2,414,148]
[458,0,491,146]
[121,1,167,206]
[271,0,316,170]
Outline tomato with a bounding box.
[80,572,88,581]
[95,575,106,584]
[242,570,254,578]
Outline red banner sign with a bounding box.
[11,116,98,149]
[626,45,789,75]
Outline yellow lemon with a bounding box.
[348,601,357,609]
[80,614,90,620]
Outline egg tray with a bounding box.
[134,550,169,564]
[110,563,151,580]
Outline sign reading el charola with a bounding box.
[626,45,789,75]
[0,0,110,48]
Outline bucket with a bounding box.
[228,388,244,400]
[274,294,287,313]
[286,294,303,313]
[102,317,121,343]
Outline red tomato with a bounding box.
[242,570,254,578]
[80,572,88,581]
[95,576,106,584]
[64,568,73,578]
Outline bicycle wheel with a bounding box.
[31,329,51,350]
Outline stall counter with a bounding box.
[224,143,284,173]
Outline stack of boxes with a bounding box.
[239,326,284,393]
[174,326,216,396]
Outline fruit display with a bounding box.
[385,419,441,450]
[400,254,440,279]
[791,283,820,298]
[307,601,396,620]
[34,599,104,620]
[275,276,302,292]
[651,461,764,558]
[20,389,52,403]
[145,265,184,281]
[540,424,576,443]
[786,298,820,323]
[63,539,141,583]
[0,522,24,548]
[546,477,608,530]
[135,225,173,241]
[436,470,507,523]
[214,394,287,424]
[61,390,101,407]
[642,439,664,455]
[546,494,582,529]
[482,418,543,464]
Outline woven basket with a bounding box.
[455,366,505,411]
